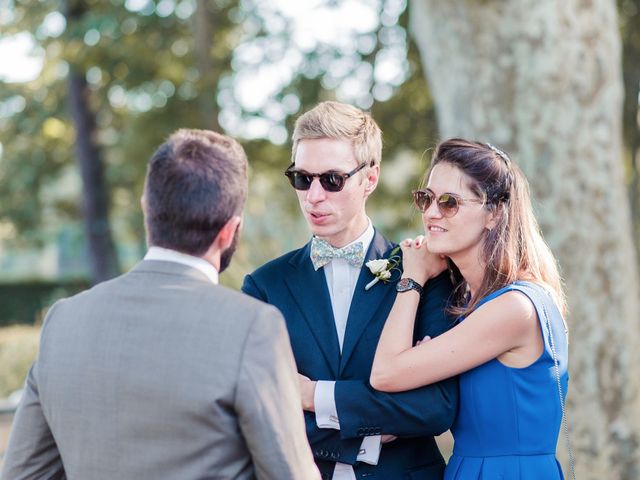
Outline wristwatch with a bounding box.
[396,277,424,296]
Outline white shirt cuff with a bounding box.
[314,381,340,430]
[332,462,357,479]
[314,381,381,466]
[356,435,382,465]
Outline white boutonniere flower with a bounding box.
[365,246,401,290]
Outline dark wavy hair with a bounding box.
[425,138,566,317]
[144,129,247,256]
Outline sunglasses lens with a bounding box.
[413,190,433,212]
[286,172,312,190]
[319,173,345,192]
[285,168,349,192]
[438,194,459,217]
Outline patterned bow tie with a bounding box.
[310,237,365,271]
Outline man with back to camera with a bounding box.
[2,129,320,480]
[242,102,458,479]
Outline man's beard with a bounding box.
[219,226,240,273]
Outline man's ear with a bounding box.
[215,215,242,251]
[140,195,147,215]
[364,164,380,195]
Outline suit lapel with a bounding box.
[339,231,397,374]
[283,242,341,377]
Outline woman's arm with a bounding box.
[370,242,539,392]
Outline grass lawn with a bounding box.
[0,325,40,399]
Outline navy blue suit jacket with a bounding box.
[242,230,458,479]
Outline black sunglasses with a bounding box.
[412,189,484,217]
[284,161,369,192]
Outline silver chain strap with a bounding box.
[540,295,576,480]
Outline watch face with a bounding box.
[396,277,422,294]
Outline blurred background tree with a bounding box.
[0,0,438,286]
[620,0,640,247]
[410,1,640,478]
[0,0,243,284]
[0,0,639,477]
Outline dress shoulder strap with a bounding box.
[480,281,575,479]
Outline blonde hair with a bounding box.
[427,138,567,317]
[291,101,382,167]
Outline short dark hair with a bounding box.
[144,129,248,256]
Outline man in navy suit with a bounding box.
[242,101,458,479]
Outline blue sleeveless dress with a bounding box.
[444,281,568,479]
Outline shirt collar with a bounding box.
[347,218,374,252]
[144,246,219,285]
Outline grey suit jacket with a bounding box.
[1,260,319,480]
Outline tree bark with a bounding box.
[65,0,119,284]
[193,0,222,131]
[620,0,640,250]
[410,1,640,478]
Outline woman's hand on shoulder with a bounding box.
[400,236,447,285]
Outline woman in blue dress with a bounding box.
[370,139,569,479]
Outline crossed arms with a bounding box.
[242,271,458,466]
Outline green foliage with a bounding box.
[0,0,241,255]
[1,0,439,274]
[0,280,88,327]
[0,325,40,398]
[1,0,638,276]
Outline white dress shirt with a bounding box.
[311,221,382,480]
[144,246,219,285]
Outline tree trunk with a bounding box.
[409,1,640,478]
[65,0,119,284]
[193,0,222,131]
[620,0,640,251]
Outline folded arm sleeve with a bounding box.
[335,272,459,439]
